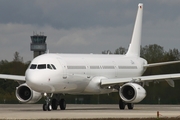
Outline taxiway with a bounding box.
[0,104,180,119]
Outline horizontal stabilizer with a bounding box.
[144,60,180,68]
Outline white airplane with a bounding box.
[1,3,180,111]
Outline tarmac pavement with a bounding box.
[0,104,180,119]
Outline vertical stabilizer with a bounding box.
[126,3,143,57]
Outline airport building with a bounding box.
[30,33,47,58]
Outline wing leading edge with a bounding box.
[101,73,180,87]
[0,74,25,81]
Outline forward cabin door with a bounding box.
[58,58,67,79]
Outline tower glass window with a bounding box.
[30,33,47,58]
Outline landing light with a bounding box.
[44,93,47,97]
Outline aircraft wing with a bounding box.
[101,73,180,87]
[0,74,25,81]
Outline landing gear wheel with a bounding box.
[119,99,126,110]
[52,99,58,110]
[47,103,52,111]
[43,103,48,111]
[43,93,53,111]
[127,103,134,109]
[59,99,66,110]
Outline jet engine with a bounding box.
[119,83,146,103]
[16,83,42,103]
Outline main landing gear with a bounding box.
[119,99,134,110]
[43,93,66,111]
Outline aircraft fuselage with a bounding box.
[26,53,147,94]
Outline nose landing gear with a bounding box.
[43,102,52,111]
[42,93,66,111]
[43,93,53,111]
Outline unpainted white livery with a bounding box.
[1,3,180,111]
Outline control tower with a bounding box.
[30,33,47,58]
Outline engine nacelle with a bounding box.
[16,83,42,103]
[119,83,146,103]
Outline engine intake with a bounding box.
[119,83,146,103]
[16,83,42,103]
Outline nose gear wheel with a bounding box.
[42,93,66,111]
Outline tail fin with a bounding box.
[126,3,143,57]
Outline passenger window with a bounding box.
[30,64,37,69]
[37,64,46,69]
[51,64,56,70]
[47,64,52,69]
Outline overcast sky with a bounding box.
[0,0,180,62]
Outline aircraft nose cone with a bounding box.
[26,71,39,86]
[25,70,43,91]
[25,70,53,93]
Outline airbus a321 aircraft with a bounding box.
[1,3,180,111]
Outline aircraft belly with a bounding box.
[53,77,90,93]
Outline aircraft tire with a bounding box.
[127,103,134,109]
[59,99,66,110]
[119,99,125,110]
[47,103,52,111]
[52,99,58,110]
[43,103,48,111]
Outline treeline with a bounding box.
[0,52,29,103]
[103,44,180,104]
[141,45,180,104]
[0,45,180,104]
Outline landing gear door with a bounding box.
[58,58,67,79]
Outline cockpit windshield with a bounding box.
[30,64,37,69]
[47,64,52,69]
[29,64,56,70]
[51,64,56,70]
[37,64,46,69]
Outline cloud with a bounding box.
[56,29,90,46]
[0,0,136,29]
[0,1,180,62]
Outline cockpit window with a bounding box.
[29,64,56,70]
[47,64,52,69]
[30,64,37,69]
[51,64,56,70]
[37,64,46,69]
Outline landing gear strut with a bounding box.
[42,93,66,111]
